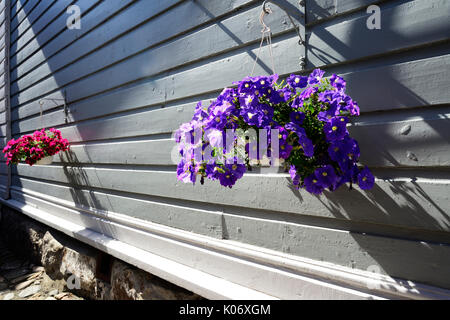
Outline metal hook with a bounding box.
[38,90,69,124]
[262,0,305,46]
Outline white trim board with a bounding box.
[1,189,450,300]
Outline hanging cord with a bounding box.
[38,94,68,130]
[39,100,44,130]
[251,0,306,75]
[251,7,276,76]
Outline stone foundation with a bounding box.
[0,205,203,300]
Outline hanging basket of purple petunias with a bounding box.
[174,68,375,194]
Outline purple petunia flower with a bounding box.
[330,74,346,91]
[217,88,237,104]
[205,164,219,180]
[285,122,306,137]
[318,90,336,103]
[219,171,237,188]
[177,160,198,184]
[287,74,308,89]
[308,69,325,85]
[337,94,360,116]
[358,166,375,190]
[225,162,246,179]
[241,108,261,126]
[314,165,337,189]
[289,111,305,125]
[323,117,348,141]
[298,134,314,157]
[175,69,370,193]
[269,87,293,104]
[192,101,208,122]
[317,111,333,122]
[304,174,324,194]
[279,142,293,159]
[289,165,301,188]
[328,136,359,163]
[285,122,314,157]
[236,77,256,95]
[218,162,247,188]
[239,94,259,109]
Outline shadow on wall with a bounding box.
[10,0,450,290]
[9,0,121,238]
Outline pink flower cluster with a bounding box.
[2,128,70,166]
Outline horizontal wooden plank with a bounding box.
[306,0,389,24]
[12,38,450,124]
[12,164,450,235]
[0,84,5,101]
[11,31,300,108]
[0,110,6,125]
[10,0,40,32]
[11,0,285,104]
[0,10,5,28]
[10,0,256,89]
[0,98,5,113]
[11,0,138,82]
[9,184,450,289]
[344,52,450,112]
[350,109,450,167]
[0,173,7,186]
[0,46,5,64]
[0,123,6,137]
[10,0,27,20]
[46,110,449,169]
[10,0,100,65]
[0,20,5,42]
[10,179,223,238]
[306,0,450,68]
[56,139,177,166]
[11,0,56,44]
[0,161,6,174]
[11,0,256,73]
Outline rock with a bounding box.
[0,283,7,291]
[48,289,59,296]
[59,246,98,298]
[3,293,14,300]
[28,271,44,281]
[34,280,40,285]
[28,293,42,300]
[18,285,41,298]
[55,292,69,300]
[61,293,79,300]
[41,232,65,277]
[15,279,34,290]
[110,260,199,300]
[0,207,201,301]
[32,266,45,273]
[45,297,56,300]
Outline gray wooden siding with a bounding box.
[4,0,450,289]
